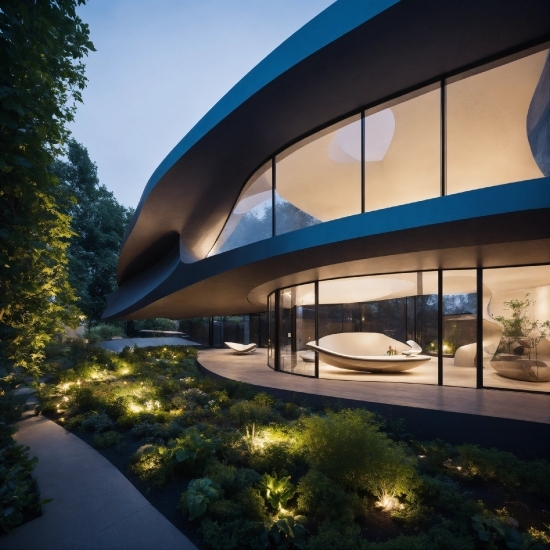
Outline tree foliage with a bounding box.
[0,0,95,374]
[52,140,133,328]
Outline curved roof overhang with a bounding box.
[115,0,550,290]
[103,180,550,320]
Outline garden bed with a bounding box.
[35,342,550,550]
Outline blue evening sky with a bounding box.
[71,0,334,208]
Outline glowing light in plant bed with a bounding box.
[376,494,403,512]
[128,403,143,413]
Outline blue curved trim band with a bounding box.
[104,178,550,319]
[139,0,399,208]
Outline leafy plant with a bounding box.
[262,513,308,549]
[81,411,114,433]
[299,409,418,502]
[93,430,122,448]
[0,443,51,533]
[258,472,296,511]
[471,508,532,549]
[183,477,222,520]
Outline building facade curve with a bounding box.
[106,0,550,394]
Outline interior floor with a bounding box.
[280,354,550,392]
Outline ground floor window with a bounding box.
[267,264,550,392]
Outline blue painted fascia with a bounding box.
[138,0,399,209]
[104,178,550,319]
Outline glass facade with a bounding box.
[275,115,361,235]
[207,47,548,258]
[209,162,272,256]
[442,270,478,388]
[278,283,315,375]
[483,265,550,393]
[364,85,441,211]
[266,265,549,393]
[446,50,548,194]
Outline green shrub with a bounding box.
[249,439,297,474]
[363,522,475,550]
[235,486,267,522]
[456,444,522,487]
[0,443,50,533]
[523,459,550,497]
[299,409,418,501]
[71,386,99,412]
[229,400,279,426]
[84,323,125,344]
[297,469,361,525]
[104,396,127,420]
[131,421,166,441]
[199,518,265,550]
[253,392,276,407]
[306,522,363,550]
[209,498,242,520]
[93,430,122,448]
[129,444,171,486]
[81,411,114,433]
[203,460,237,490]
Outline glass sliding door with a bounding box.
[278,284,316,376]
[442,270,478,388]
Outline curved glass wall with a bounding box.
[483,265,550,393]
[447,49,549,194]
[209,162,272,256]
[269,265,550,392]
[210,47,549,257]
[317,272,439,384]
[275,115,361,235]
[278,283,315,375]
[364,85,441,211]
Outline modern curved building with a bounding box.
[105,0,550,394]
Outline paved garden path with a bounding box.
[2,414,197,550]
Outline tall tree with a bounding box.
[53,140,134,328]
[0,0,94,374]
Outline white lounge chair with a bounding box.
[306,332,430,372]
[224,342,257,354]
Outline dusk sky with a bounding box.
[70,0,335,208]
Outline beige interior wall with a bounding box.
[276,122,361,221]
[365,88,441,211]
[446,50,546,193]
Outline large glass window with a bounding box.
[364,85,441,211]
[179,317,210,346]
[446,49,549,194]
[209,162,272,255]
[317,272,438,384]
[275,115,361,235]
[442,270,478,388]
[278,284,316,376]
[483,265,550,393]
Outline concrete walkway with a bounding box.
[1,415,197,550]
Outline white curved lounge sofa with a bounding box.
[306,332,431,372]
[224,342,257,354]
